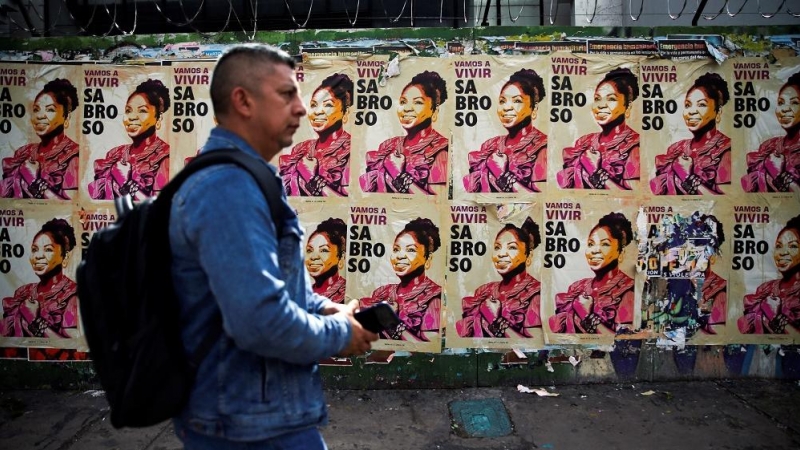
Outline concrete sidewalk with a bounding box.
[1,379,799,450]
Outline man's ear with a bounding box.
[230,86,252,118]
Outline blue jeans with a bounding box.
[177,426,328,450]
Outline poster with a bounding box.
[642,58,734,196]
[76,205,116,261]
[168,61,215,174]
[293,198,349,304]
[549,53,644,194]
[79,64,171,203]
[0,63,81,202]
[445,201,545,350]
[451,55,549,202]
[733,57,800,196]
[729,196,800,344]
[0,203,83,350]
[278,59,355,198]
[542,193,640,346]
[637,197,731,346]
[345,198,445,353]
[350,57,450,199]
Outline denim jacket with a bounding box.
[169,127,352,441]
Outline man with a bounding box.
[169,43,378,449]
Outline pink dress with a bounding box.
[360,275,441,341]
[557,123,639,190]
[549,268,634,334]
[650,129,731,195]
[737,278,800,334]
[741,135,800,192]
[699,271,727,334]
[312,272,345,304]
[88,136,170,200]
[463,123,547,193]
[1,275,78,338]
[456,272,540,338]
[280,130,350,196]
[359,128,448,194]
[1,135,79,199]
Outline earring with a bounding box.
[425,259,432,270]
[432,110,439,123]
[64,118,70,129]
[156,119,161,130]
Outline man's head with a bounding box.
[210,44,306,160]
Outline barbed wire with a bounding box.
[1,0,798,38]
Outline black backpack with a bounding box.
[77,149,284,428]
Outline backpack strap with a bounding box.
[166,148,285,237]
[161,148,287,370]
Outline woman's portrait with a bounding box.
[462,68,547,193]
[1,219,78,338]
[738,214,800,334]
[549,212,634,334]
[280,73,353,196]
[360,218,441,341]
[650,72,731,195]
[305,218,347,303]
[358,71,448,194]
[456,217,541,338]
[88,79,171,200]
[1,79,79,199]
[557,68,640,190]
[741,71,800,193]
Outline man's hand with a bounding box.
[337,300,379,357]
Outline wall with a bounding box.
[0,24,799,389]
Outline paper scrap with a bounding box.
[568,355,581,366]
[517,384,560,397]
[545,361,554,372]
[640,390,656,396]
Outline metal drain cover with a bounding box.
[449,398,513,438]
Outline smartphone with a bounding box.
[354,302,402,334]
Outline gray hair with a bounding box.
[210,43,296,116]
